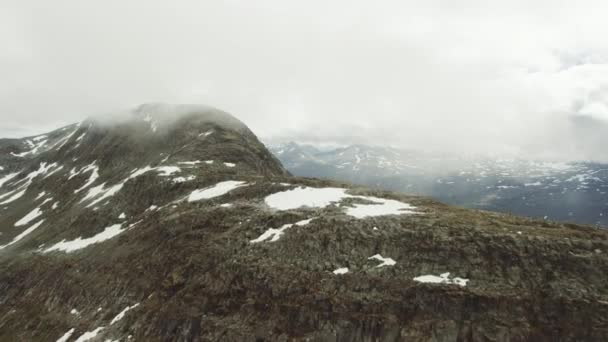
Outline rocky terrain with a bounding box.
[270,142,608,227]
[0,104,607,341]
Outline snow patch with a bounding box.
[346,197,416,218]
[15,207,43,226]
[265,187,349,210]
[44,224,124,253]
[188,181,247,202]
[56,328,75,342]
[0,220,44,250]
[156,166,181,176]
[413,272,469,287]
[172,175,196,183]
[178,160,203,166]
[74,327,104,342]
[224,162,236,168]
[0,172,18,188]
[250,219,313,243]
[333,267,349,275]
[368,254,396,267]
[110,303,140,325]
[0,189,26,205]
[74,163,100,193]
[265,186,417,218]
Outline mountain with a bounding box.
[0,105,607,341]
[270,142,608,227]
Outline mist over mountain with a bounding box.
[1,104,607,341]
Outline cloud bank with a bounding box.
[2,0,608,161]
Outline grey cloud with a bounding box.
[2,0,608,161]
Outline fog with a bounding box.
[3,0,608,161]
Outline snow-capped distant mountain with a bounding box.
[270,142,608,227]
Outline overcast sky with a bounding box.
[3,0,608,161]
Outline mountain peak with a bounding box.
[0,107,607,341]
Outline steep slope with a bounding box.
[270,142,608,227]
[0,106,607,342]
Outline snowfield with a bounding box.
[0,220,45,250]
[188,181,247,202]
[265,186,417,218]
[265,187,349,210]
[15,208,44,226]
[44,224,124,253]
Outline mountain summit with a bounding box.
[0,105,607,341]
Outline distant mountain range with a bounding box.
[269,142,608,227]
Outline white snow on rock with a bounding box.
[178,160,203,166]
[52,201,60,210]
[74,163,100,193]
[156,166,181,176]
[15,207,43,226]
[199,130,214,137]
[56,328,75,342]
[44,224,124,253]
[188,181,247,202]
[368,254,396,267]
[74,327,104,342]
[81,182,124,208]
[333,267,349,275]
[110,303,140,325]
[147,205,158,211]
[1,163,61,206]
[35,191,47,200]
[220,203,233,208]
[172,176,196,183]
[0,189,26,205]
[250,219,313,243]
[0,220,44,250]
[413,272,469,287]
[224,162,236,168]
[0,172,18,188]
[53,124,81,150]
[205,160,214,165]
[118,213,126,219]
[11,137,48,157]
[265,186,417,218]
[265,187,349,211]
[129,166,155,179]
[70,309,79,315]
[346,196,417,219]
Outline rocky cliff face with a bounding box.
[0,104,607,342]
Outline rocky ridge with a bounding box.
[0,104,607,341]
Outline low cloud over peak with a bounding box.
[2,0,608,162]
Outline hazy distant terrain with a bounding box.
[270,142,608,227]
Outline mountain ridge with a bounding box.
[0,105,607,341]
